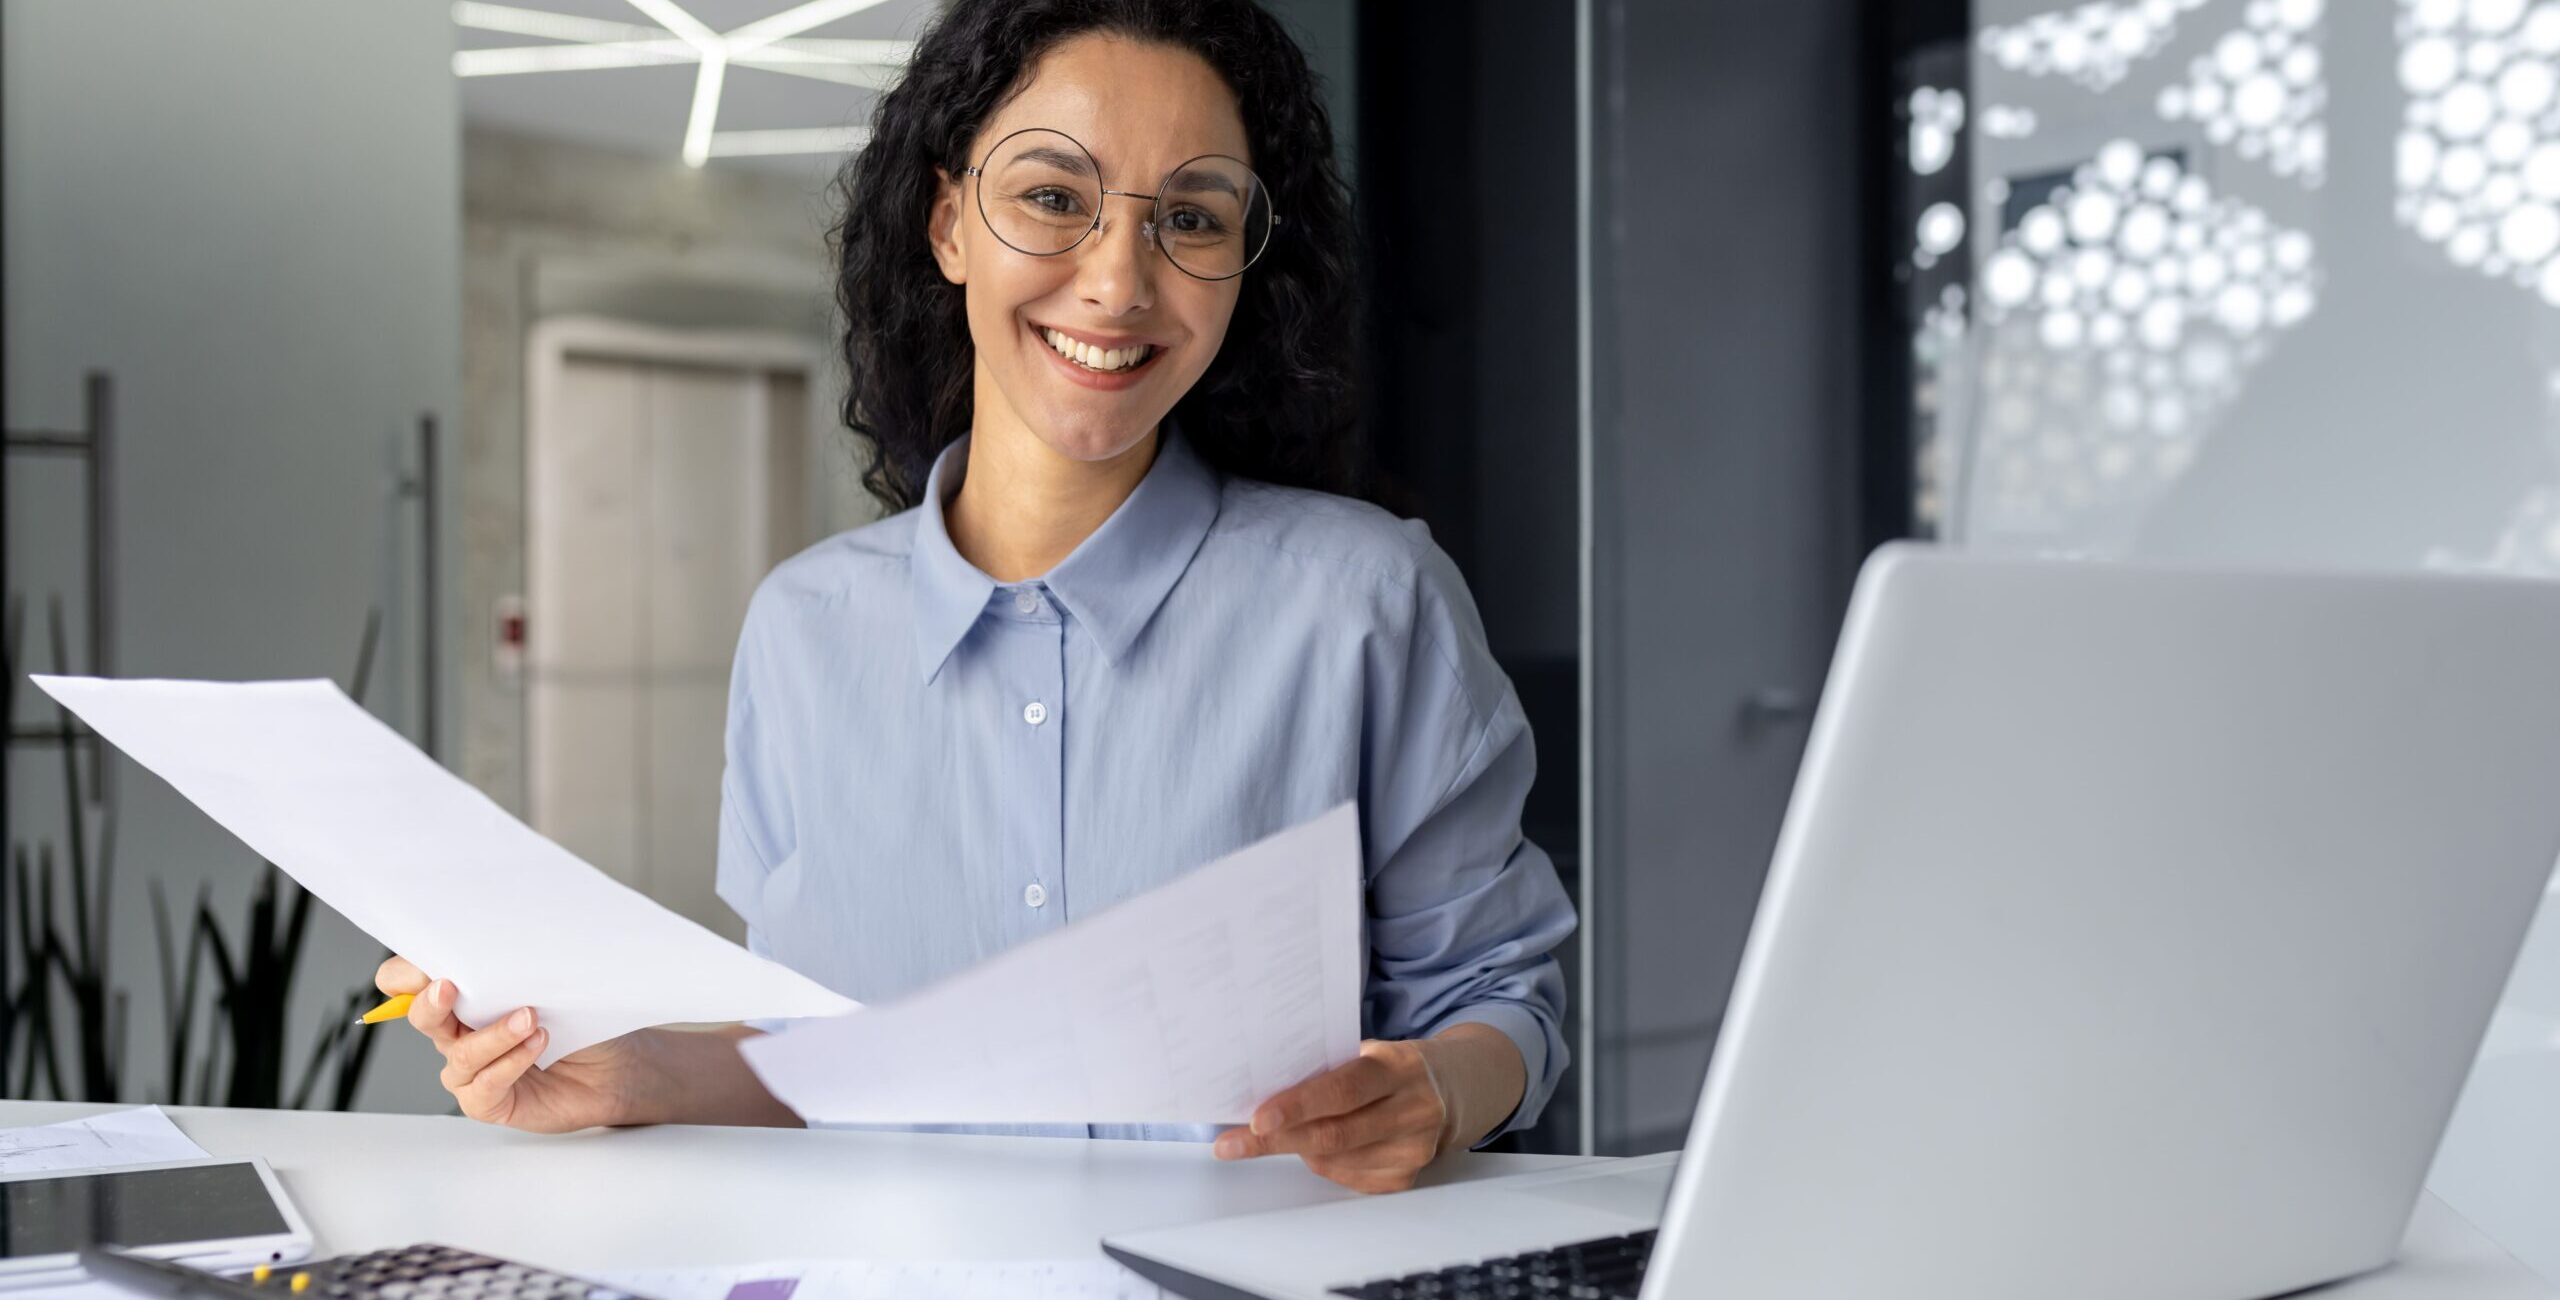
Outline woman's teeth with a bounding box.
[1042,327,1155,373]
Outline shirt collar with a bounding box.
[909,428,1221,683]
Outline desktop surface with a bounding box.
[0,1102,1570,1270]
[0,1102,2544,1298]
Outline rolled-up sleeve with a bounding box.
[1361,539,1577,1142]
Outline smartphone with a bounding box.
[0,1158,314,1284]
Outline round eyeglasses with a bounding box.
[964,127,1279,282]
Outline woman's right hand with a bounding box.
[374,955,645,1133]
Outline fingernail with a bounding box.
[1251,1111,1275,1136]
[510,1008,534,1033]
[1214,1134,1241,1160]
[434,980,453,1007]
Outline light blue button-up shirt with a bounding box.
[714,430,1574,1143]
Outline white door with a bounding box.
[527,351,811,941]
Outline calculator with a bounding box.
[82,1242,656,1300]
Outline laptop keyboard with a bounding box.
[1327,1228,1656,1299]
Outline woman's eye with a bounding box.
[1164,207,1227,236]
[1026,188,1083,216]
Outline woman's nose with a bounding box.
[1076,203,1158,316]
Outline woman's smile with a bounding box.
[1028,317,1171,391]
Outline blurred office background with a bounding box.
[9,0,2560,1280]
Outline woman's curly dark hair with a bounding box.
[830,0,1368,512]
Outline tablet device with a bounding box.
[0,1158,314,1283]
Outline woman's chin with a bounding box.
[1028,415,1164,466]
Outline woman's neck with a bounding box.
[945,419,1160,583]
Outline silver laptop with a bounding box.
[1105,545,2560,1300]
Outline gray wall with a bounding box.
[1584,0,1870,1152]
[1257,0,1357,180]
[4,0,459,1111]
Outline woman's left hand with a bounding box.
[1214,1039,1453,1193]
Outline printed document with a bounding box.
[739,803,1363,1125]
[0,1106,206,1175]
[587,1259,1161,1300]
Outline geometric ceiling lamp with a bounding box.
[452,0,910,165]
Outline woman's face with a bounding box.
[929,34,1250,466]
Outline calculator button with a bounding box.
[381,1284,418,1299]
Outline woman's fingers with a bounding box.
[1233,1094,1418,1159]
[437,1008,539,1093]
[1219,1086,1440,1160]
[455,1028,548,1121]
[1306,1150,1427,1194]
[405,978,465,1047]
[374,955,427,997]
[1249,1051,1397,1135]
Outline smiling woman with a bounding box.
[834,0,1365,512]
[376,0,1576,1199]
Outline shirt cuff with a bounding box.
[1430,1001,1554,1148]
[742,928,789,1035]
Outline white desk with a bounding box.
[2,1102,2549,1298]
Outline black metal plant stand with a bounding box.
[3,369,123,1100]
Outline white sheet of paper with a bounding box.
[0,1106,208,1175]
[739,803,1363,1126]
[4,1277,153,1300]
[587,1258,1162,1300]
[31,677,857,1065]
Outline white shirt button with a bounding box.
[1023,700,1048,726]
[1023,882,1048,908]
[1014,589,1040,614]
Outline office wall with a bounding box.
[1258,0,1357,180]
[1583,0,1871,1152]
[457,125,849,817]
[3,0,458,1111]
[1352,0,1584,1149]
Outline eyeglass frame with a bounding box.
[962,127,1282,282]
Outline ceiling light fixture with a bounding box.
[722,0,898,53]
[453,39,694,77]
[450,0,905,167]
[707,126,875,157]
[682,49,729,168]
[452,2,665,44]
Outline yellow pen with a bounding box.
[355,993,414,1025]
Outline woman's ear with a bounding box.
[928,166,967,285]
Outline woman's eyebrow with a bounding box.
[1163,167,1241,198]
[1015,145,1098,175]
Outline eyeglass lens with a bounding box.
[975,128,1274,280]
